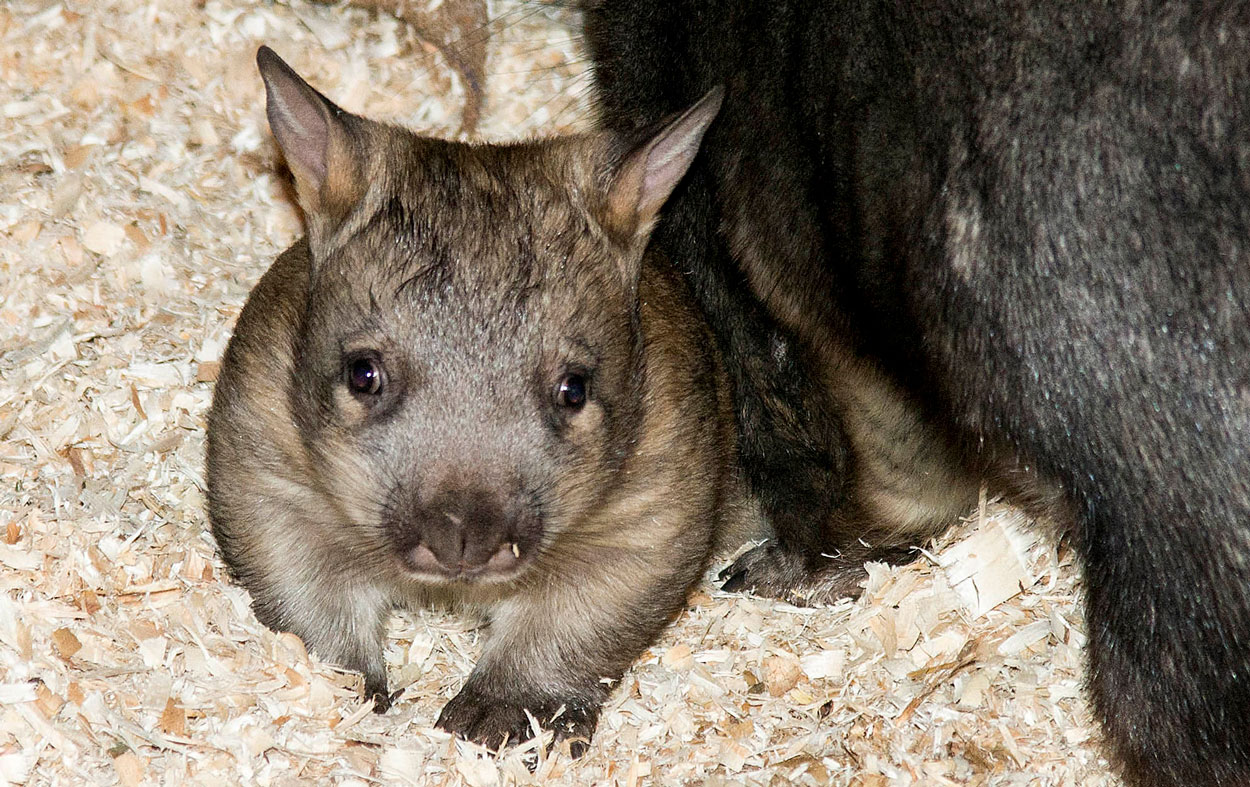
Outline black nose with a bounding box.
[399,486,533,578]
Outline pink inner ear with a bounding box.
[258,47,332,192]
[270,88,329,184]
[640,136,696,211]
[623,86,725,232]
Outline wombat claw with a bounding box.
[720,540,915,605]
[718,541,823,603]
[435,688,598,762]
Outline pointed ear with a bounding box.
[601,86,724,242]
[256,46,367,223]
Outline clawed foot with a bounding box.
[436,684,598,760]
[365,676,399,714]
[719,539,917,605]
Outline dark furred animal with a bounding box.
[584,1,1250,784]
[206,46,736,754]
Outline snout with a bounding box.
[391,484,541,582]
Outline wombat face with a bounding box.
[289,146,643,585]
[250,50,707,589]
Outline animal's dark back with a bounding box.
[585,0,1250,783]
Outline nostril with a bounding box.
[405,540,523,577]
[406,544,442,573]
[485,542,521,572]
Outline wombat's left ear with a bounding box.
[600,86,724,242]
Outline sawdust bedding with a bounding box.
[0,1,1119,784]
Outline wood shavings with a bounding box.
[81,220,126,257]
[661,643,694,671]
[0,0,1116,784]
[799,649,843,681]
[0,543,42,572]
[938,499,1044,618]
[51,629,82,661]
[111,751,145,787]
[762,652,802,697]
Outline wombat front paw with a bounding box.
[364,676,397,714]
[720,539,916,605]
[435,687,598,758]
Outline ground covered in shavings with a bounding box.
[0,1,1119,784]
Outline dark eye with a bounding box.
[346,356,384,396]
[555,373,588,411]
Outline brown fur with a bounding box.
[206,47,733,754]
[718,219,982,602]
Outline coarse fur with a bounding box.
[584,0,1250,784]
[206,47,736,754]
[590,0,986,597]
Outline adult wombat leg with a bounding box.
[648,168,857,591]
[722,360,980,605]
[731,318,854,559]
[716,336,874,602]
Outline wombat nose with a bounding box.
[402,487,530,578]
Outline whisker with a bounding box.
[443,3,550,52]
[490,35,587,63]
[485,55,591,80]
[517,71,594,127]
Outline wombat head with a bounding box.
[254,48,720,587]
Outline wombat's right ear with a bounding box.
[600,86,724,244]
[256,46,367,227]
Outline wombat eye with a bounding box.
[346,356,384,396]
[555,373,588,410]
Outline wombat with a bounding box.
[584,1,1250,784]
[205,46,735,754]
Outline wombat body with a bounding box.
[206,47,734,752]
[585,0,1250,783]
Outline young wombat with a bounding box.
[585,0,1250,784]
[205,46,734,753]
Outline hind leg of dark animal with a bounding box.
[718,384,912,603]
[719,346,977,604]
[1080,498,1250,786]
[648,169,969,604]
[633,167,881,599]
[718,327,881,599]
[712,326,978,603]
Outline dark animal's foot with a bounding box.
[365,677,397,713]
[720,539,918,605]
[436,686,598,760]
